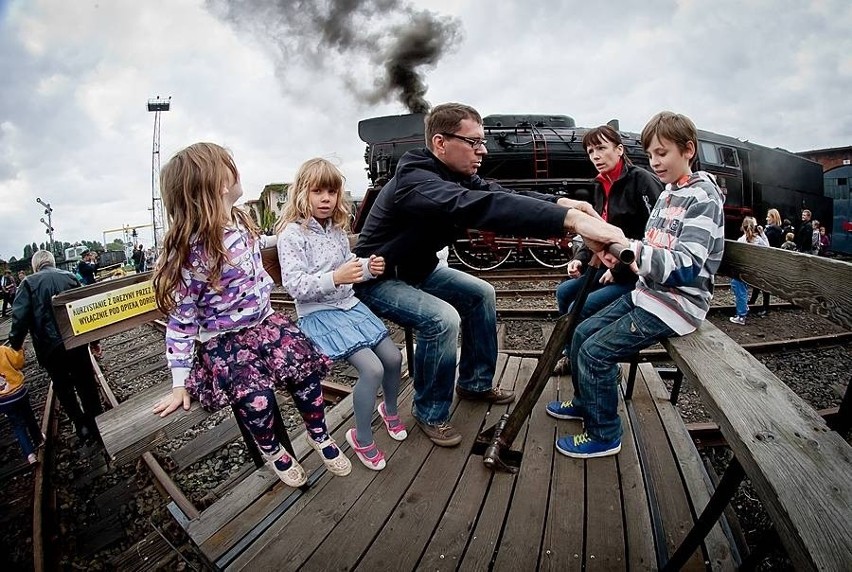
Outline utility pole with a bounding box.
[147,96,171,255]
[36,197,55,255]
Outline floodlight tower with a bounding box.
[147,96,171,254]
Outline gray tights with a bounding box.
[347,336,403,444]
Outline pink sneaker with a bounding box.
[377,402,408,441]
[345,428,386,471]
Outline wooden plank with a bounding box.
[95,379,211,465]
[458,357,530,571]
[351,400,498,570]
[188,390,359,547]
[720,239,852,329]
[239,388,423,571]
[168,392,291,471]
[663,321,852,570]
[169,415,242,471]
[492,363,557,572]
[51,272,162,348]
[585,457,625,569]
[216,435,346,568]
[629,365,706,570]
[416,354,514,571]
[539,375,584,571]
[109,531,175,572]
[640,363,737,569]
[616,371,657,571]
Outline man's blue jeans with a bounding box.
[571,295,675,442]
[556,267,635,356]
[355,267,497,425]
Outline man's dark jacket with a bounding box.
[77,259,97,285]
[353,149,568,284]
[9,267,80,364]
[572,163,662,282]
[796,221,813,252]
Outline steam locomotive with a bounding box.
[353,112,831,269]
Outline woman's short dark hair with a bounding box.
[581,125,632,166]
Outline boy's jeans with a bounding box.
[556,268,634,317]
[355,266,497,425]
[571,295,675,442]
[730,279,749,316]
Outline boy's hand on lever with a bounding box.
[153,387,191,418]
[333,257,364,285]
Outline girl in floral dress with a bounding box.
[151,143,350,487]
[277,158,406,471]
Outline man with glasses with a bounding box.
[353,102,626,447]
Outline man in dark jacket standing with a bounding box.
[77,250,98,285]
[353,102,626,446]
[9,250,103,442]
[795,209,813,253]
[132,245,145,273]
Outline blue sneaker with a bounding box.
[555,432,621,459]
[545,400,583,420]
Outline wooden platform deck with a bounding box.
[188,352,731,571]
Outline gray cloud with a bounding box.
[205,0,462,112]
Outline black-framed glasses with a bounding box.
[441,132,488,149]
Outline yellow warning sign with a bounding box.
[66,281,158,335]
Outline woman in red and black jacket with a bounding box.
[552,125,663,375]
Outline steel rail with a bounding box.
[32,385,57,572]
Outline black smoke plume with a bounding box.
[205,0,462,113]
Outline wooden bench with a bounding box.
[622,240,852,570]
[45,244,412,467]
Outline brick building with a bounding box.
[798,146,852,254]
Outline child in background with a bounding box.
[818,226,830,255]
[781,232,797,251]
[277,158,405,471]
[0,346,44,464]
[548,111,725,458]
[729,216,768,325]
[152,143,350,487]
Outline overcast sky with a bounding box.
[1,0,850,262]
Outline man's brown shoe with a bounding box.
[415,419,462,447]
[455,386,516,405]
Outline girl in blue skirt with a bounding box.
[277,158,407,471]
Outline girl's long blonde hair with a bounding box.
[153,142,259,313]
[741,216,758,243]
[274,158,351,233]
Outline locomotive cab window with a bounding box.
[698,142,740,169]
[699,142,719,165]
[719,146,739,168]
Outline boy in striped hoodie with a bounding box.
[547,111,725,458]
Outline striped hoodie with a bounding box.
[628,171,725,335]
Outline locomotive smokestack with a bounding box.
[206,0,462,114]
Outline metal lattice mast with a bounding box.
[147,96,171,255]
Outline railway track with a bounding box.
[4,264,848,569]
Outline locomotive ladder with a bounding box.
[530,124,549,179]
